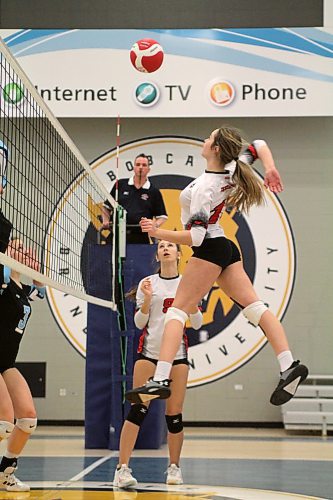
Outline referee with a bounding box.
[102,153,167,244]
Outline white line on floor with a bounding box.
[69,453,116,481]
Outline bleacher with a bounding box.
[281,375,333,436]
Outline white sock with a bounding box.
[4,450,18,459]
[277,350,294,372]
[154,361,172,381]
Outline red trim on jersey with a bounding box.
[185,219,208,230]
[208,200,225,224]
[183,330,189,353]
[137,326,148,353]
[248,144,258,161]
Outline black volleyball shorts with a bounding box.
[191,237,241,268]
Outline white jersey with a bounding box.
[136,273,188,360]
[179,140,265,246]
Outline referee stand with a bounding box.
[85,238,167,450]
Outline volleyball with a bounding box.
[130,38,164,73]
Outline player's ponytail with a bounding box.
[125,286,137,302]
[227,158,264,213]
[213,126,265,213]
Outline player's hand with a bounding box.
[140,278,152,298]
[264,168,284,193]
[7,240,24,262]
[25,247,40,272]
[140,217,157,235]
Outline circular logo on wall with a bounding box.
[46,136,296,388]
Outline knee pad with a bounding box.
[0,420,14,440]
[165,413,183,434]
[242,300,268,327]
[16,417,37,434]
[126,404,148,427]
[164,307,188,328]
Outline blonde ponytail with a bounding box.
[213,126,265,213]
[226,159,265,213]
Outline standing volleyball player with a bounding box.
[126,126,308,407]
[113,240,203,488]
[0,239,45,492]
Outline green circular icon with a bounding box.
[135,82,159,106]
[3,82,24,104]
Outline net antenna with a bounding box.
[112,116,128,408]
[112,115,127,329]
[0,37,119,309]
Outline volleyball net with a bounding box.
[0,37,126,310]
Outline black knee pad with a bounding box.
[126,404,148,427]
[165,413,183,434]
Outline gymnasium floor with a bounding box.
[0,426,332,500]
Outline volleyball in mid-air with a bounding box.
[130,38,164,73]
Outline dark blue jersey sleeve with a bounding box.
[0,141,9,188]
[0,263,11,293]
[0,209,13,253]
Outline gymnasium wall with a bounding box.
[1,0,331,425]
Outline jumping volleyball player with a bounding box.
[0,239,45,492]
[126,126,308,407]
[113,240,203,488]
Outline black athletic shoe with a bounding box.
[125,378,171,404]
[270,360,308,406]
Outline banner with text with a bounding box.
[1,28,332,117]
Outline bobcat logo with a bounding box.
[46,136,295,387]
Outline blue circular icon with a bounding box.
[134,82,160,106]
